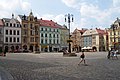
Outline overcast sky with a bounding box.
[0,0,120,32]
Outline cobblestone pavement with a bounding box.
[0,52,120,80]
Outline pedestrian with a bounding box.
[3,49,7,57]
[107,50,111,59]
[78,51,86,65]
[114,49,118,60]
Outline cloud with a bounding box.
[62,0,80,9]
[0,0,31,18]
[62,0,120,29]
[113,0,120,7]
[40,14,65,25]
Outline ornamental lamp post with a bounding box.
[65,14,73,53]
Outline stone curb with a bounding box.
[0,66,13,80]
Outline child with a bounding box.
[78,51,86,65]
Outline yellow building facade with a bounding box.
[18,12,40,52]
[108,18,120,52]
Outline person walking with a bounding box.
[78,51,86,65]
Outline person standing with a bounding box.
[3,49,7,57]
[78,51,86,65]
[107,50,111,59]
[114,49,118,59]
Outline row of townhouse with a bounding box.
[71,28,108,52]
[0,12,69,52]
[71,18,120,52]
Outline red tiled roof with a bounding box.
[39,19,61,28]
[0,19,3,26]
[78,30,86,34]
[96,29,107,35]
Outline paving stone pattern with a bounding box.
[0,52,120,80]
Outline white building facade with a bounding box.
[3,14,21,52]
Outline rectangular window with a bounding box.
[57,34,59,38]
[17,38,19,42]
[10,30,12,35]
[49,39,51,44]
[50,28,51,31]
[54,39,55,44]
[49,34,51,38]
[41,28,43,31]
[45,28,47,31]
[10,37,12,42]
[30,24,33,29]
[45,34,47,37]
[53,34,55,38]
[14,30,16,35]
[17,30,19,35]
[5,37,8,42]
[30,37,34,42]
[6,30,8,35]
[13,37,16,42]
[41,33,43,37]
[57,40,59,44]
[45,39,47,44]
[41,39,43,44]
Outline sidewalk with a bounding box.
[0,65,13,80]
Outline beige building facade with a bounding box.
[71,28,86,52]
[17,12,40,52]
[82,28,108,51]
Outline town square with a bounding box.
[0,52,120,80]
[0,0,120,80]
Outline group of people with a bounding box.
[107,48,118,60]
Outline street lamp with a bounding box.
[65,14,73,53]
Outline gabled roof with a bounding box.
[39,19,61,28]
[82,28,107,36]
[0,19,3,26]
[96,29,107,35]
[78,30,86,34]
[3,18,19,23]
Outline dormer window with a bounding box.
[10,23,12,27]
[17,24,19,27]
[14,24,16,27]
